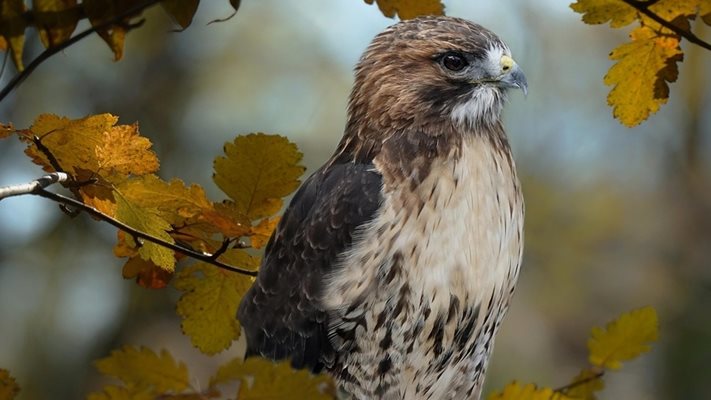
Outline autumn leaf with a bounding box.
[32,0,79,48]
[0,369,20,400]
[83,0,141,60]
[174,259,256,354]
[117,175,212,223]
[701,0,711,25]
[25,114,158,181]
[488,381,571,400]
[604,27,682,126]
[364,0,444,20]
[94,123,159,179]
[569,0,637,28]
[161,0,200,29]
[209,358,335,399]
[563,368,604,400]
[122,256,172,289]
[213,133,304,220]
[0,123,14,139]
[86,385,155,400]
[250,216,279,249]
[199,201,252,238]
[94,346,190,393]
[115,193,176,270]
[0,0,26,70]
[588,306,658,370]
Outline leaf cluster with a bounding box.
[570,0,711,126]
[489,306,658,400]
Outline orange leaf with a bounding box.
[122,256,172,289]
[250,216,279,249]
[364,0,444,20]
[0,368,20,400]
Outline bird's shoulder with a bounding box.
[238,157,383,371]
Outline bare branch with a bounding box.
[622,0,711,51]
[554,369,605,394]
[0,172,68,199]
[0,174,258,277]
[0,0,164,103]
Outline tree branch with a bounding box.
[0,174,258,277]
[554,369,605,393]
[0,0,163,103]
[622,0,711,51]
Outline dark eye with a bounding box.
[441,52,468,72]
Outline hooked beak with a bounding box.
[500,62,528,97]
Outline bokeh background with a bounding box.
[1,1,710,399]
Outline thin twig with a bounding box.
[554,370,605,393]
[0,0,163,103]
[622,0,711,51]
[0,174,258,277]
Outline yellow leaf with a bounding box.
[94,123,159,179]
[83,0,138,60]
[161,0,199,29]
[701,0,711,25]
[174,260,255,354]
[488,382,572,400]
[117,175,211,223]
[32,0,79,48]
[87,385,154,400]
[250,216,279,249]
[588,306,658,370]
[208,358,335,399]
[604,27,682,126]
[363,0,444,20]
[94,346,190,393]
[115,193,176,270]
[563,368,604,400]
[122,256,172,289]
[0,0,26,70]
[199,201,251,238]
[213,133,304,220]
[26,114,158,181]
[0,369,20,400]
[569,0,636,28]
[0,123,14,139]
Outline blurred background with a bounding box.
[0,1,710,399]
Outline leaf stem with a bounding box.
[0,174,258,277]
[0,0,164,103]
[621,0,711,51]
[554,369,605,393]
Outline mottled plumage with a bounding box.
[238,16,527,399]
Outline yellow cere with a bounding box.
[500,55,514,72]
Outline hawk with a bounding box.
[238,16,527,399]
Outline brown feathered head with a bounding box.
[346,16,527,137]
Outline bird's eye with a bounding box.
[441,53,468,72]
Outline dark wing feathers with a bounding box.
[237,160,383,372]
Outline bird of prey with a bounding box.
[238,15,527,400]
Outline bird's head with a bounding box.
[347,16,527,135]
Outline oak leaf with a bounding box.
[161,0,199,29]
[213,133,304,220]
[32,0,79,48]
[117,175,212,223]
[0,0,26,70]
[94,346,190,393]
[0,369,20,400]
[25,114,158,181]
[364,0,444,20]
[250,216,279,249]
[604,27,682,126]
[174,258,256,354]
[569,0,636,28]
[488,382,571,400]
[122,256,172,289]
[588,306,658,370]
[115,193,176,270]
[701,0,711,25]
[209,357,335,399]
